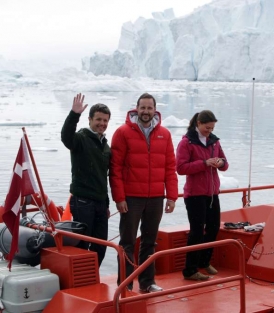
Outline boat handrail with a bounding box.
[113,239,246,313]
[25,223,128,298]
[20,185,274,216]
[178,184,274,206]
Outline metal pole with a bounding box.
[247,78,255,206]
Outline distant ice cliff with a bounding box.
[85,0,274,82]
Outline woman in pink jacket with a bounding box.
[176,110,229,281]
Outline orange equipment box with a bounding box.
[155,225,189,274]
[41,246,99,289]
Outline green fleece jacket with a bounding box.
[61,110,110,203]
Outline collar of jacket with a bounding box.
[87,127,107,143]
[80,128,108,143]
[185,129,219,146]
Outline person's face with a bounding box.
[136,98,156,127]
[88,111,110,136]
[197,121,216,137]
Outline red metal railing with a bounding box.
[113,239,246,313]
[179,185,274,206]
[26,224,246,312]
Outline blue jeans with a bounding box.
[118,196,164,290]
[69,195,108,266]
[183,195,220,277]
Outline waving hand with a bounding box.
[72,93,88,114]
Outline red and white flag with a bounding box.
[2,136,38,270]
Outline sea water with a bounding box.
[0,81,274,275]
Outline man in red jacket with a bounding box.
[110,93,178,293]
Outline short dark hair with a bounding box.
[188,110,217,130]
[137,93,156,107]
[89,103,111,119]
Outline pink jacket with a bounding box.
[110,109,178,203]
[176,130,229,198]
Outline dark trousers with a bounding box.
[183,195,220,277]
[70,195,108,266]
[118,196,163,290]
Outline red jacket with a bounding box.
[110,110,178,203]
[176,130,229,198]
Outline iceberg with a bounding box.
[162,116,189,128]
[85,0,274,82]
[219,173,239,189]
[87,8,175,79]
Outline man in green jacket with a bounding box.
[61,93,111,266]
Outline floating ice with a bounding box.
[97,95,117,100]
[0,121,46,126]
[32,147,58,152]
[162,115,189,128]
[219,173,239,189]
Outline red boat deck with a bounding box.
[42,201,274,313]
[44,270,274,313]
[143,271,274,313]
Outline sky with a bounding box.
[0,0,213,61]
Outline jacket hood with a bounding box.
[182,129,219,146]
[125,109,161,128]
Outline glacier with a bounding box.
[85,0,274,82]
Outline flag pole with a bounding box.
[247,78,255,207]
[22,127,63,250]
